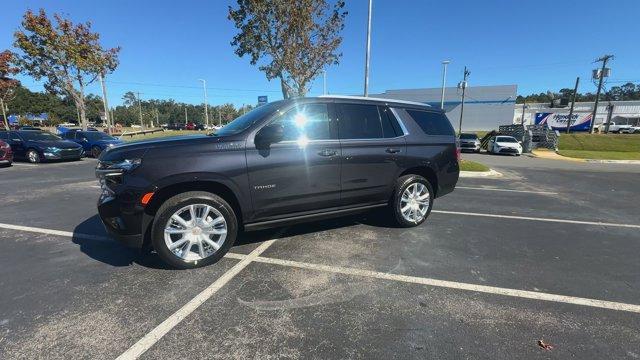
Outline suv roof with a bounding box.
[317,95,431,109]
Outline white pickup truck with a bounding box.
[597,122,633,133]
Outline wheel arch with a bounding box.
[399,166,439,197]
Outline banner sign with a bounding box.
[535,112,592,131]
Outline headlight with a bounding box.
[97,158,142,174]
[45,147,61,153]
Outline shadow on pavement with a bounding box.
[72,208,397,268]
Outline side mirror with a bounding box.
[255,123,284,148]
[81,138,88,143]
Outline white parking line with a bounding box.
[431,210,640,229]
[250,255,640,314]
[455,186,558,195]
[0,222,110,242]
[116,240,276,360]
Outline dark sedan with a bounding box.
[0,130,83,163]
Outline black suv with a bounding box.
[96,96,459,268]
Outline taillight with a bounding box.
[455,140,462,161]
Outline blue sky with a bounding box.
[1,0,639,107]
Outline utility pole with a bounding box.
[457,66,470,135]
[137,92,144,130]
[589,54,613,133]
[184,107,188,124]
[218,107,222,126]
[566,77,580,134]
[98,73,112,134]
[198,79,209,127]
[155,108,159,128]
[520,102,526,126]
[323,70,327,95]
[440,60,450,109]
[363,0,373,97]
[604,103,614,134]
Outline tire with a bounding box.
[390,175,434,228]
[151,191,238,269]
[27,149,40,163]
[91,146,102,158]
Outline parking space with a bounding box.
[1,158,639,359]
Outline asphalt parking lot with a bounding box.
[1,155,639,359]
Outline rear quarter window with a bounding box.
[405,109,454,136]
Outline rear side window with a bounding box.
[337,103,383,139]
[378,106,403,137]
[405,109,454,136]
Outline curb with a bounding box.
[531,150,640,164]
[459,169,503,178]
[584,159,640,164]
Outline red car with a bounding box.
[185,122,196,130]
[0,139,13,167]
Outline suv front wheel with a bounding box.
[391,175,434,227]
[151,191,238,269]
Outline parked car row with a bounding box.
[458,132,523,156]
[0,128,124,165]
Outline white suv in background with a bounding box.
[487,135,522,156]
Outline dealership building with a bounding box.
[369,85,517,131]
[513,100,640,131]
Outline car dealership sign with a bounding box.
[535,112,592,131]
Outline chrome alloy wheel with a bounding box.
[164,204,227,261]
[28,150,39,163]
[400,182,430,223]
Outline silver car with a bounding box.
[458,133,481,152]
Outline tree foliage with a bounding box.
[517,82,640,104]
[13,9,120,130]
[229,0,347,98]
[0,50,21,129]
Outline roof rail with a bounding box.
[318,95,431,107]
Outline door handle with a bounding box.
[385,148,401,154]
[318,149,338,157]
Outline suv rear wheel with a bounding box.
[391,175,433,227]
[151,191,238,269]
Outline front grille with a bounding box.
[460,143,477,148]
[499,148,518,154]
[59,148,82,159]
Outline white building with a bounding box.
[369,85,517,131]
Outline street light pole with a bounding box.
[198,79,209,127]
[440,60,450,109]
[363,0,373,97]
[323,70,327,95]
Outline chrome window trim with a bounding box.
[389,108,410,136]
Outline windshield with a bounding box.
[20,131,62,141]
[213,101,284,136]
[459,133,477,140]
[496,136,518,143]
[84,132,115,141]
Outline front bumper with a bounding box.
[44,148,84,160]
[460,142,480,151]
[497,147,522,154]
